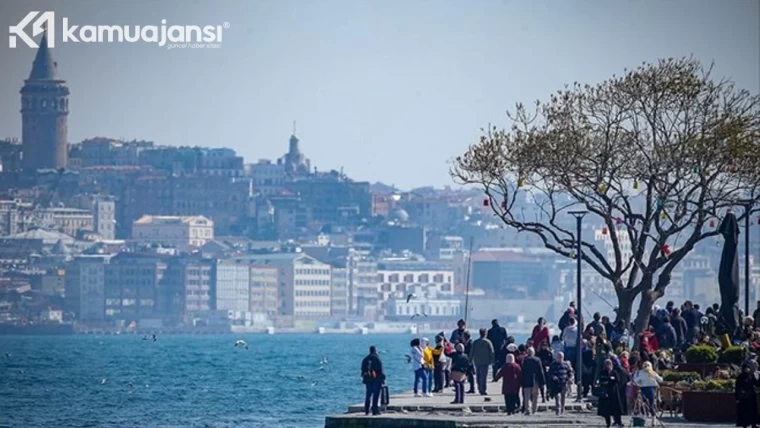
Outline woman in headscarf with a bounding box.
[449,343,470,404]
[597,359,623,428]
[633,361,663,421]
[735,362,760,428]
[494,353,522,414]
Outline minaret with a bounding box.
[20,31,70,171]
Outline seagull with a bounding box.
[411,313,421,320]
[311,380,319,387]
[320,356,328,365]
[406,293,417,303]
[152,334,157,342]
[142,335,148,341]
[404,355,412,364]
[296,375,305,380]
[4,353,10,358]
[100,378,107,384]
[234,340,249,349]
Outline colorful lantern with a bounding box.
[501,199,507,209]
[517,177,524,187]
[661,212,668,220]
[615,217,623,225]
[661,245,671,256]
[601,227,608,235]
[709,219,715,228]
[599,183,607,193]
[633,180,639,190]
[482,198,489,207]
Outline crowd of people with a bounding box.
[360,299,760,427]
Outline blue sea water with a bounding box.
[0,334,418,428]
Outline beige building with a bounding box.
[249,265,279,317]
[132,215,213,251]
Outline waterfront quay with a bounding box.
[325,389,726,428]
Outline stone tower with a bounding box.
[20,32,69,171]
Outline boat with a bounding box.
[358,327,368,335]
[266,326,275,335]
[316,327,326,334]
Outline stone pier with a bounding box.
[325,389,725,428]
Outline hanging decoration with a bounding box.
[655,199,663,208]
[709,219,715,228]
[482,198,490,207]
[633,180,639,190]
[569,249,576,259]
[661,211,668,220]
[599,183,607,193]
[501,199,507,209]
[517,177,525,188]
[661,245,671,256]
[615,217,623,225]
[601,227,608,235]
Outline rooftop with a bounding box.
[133,215,212,225]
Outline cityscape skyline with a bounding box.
[1,0,758,189]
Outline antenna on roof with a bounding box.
[292,120,296,136]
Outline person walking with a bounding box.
[531,317,550,347]
[548,351,573,415]
[461,330,476,394]
[597,359,623,428]
[735,363,760,428]
[361,346,385,416]
[410,338,427,397]
[450,343,470,404]
[561,317,579,376]
[471,327,495,395]
[494,353,522,415]
[521,347,546,415]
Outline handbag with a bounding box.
[450,371,467,382]
[381,384,390,406]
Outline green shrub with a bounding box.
[691,379,734,391]
[662,371,701,383]
[717,346,745,366]
[685,345,718,364]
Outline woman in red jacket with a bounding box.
[531,317,550,349]
[494,353,523,415]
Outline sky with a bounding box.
[0,0,758,189]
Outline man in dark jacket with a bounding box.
[682,301,700,344]
[450,319,467,344]
[487,319,508,380]
[670,308,688,347]
[361,346,385,416]
[656,316,678,349]
[585,312,605,338]
[521,347,546,415]
[470,328,494,395]
[752,301,760,329]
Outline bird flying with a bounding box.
[234,340,249,349]
[406,293,416,303]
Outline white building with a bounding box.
[249,265,279,317]
[248,159,286,196]
[376,261,455,302]
[214,259,251,312]
[131,215,213,251]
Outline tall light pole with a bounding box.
[739,200,754,316]
[569,210,587,402]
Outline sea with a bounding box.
[0,334,422,428]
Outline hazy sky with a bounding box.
[0,0,758,189]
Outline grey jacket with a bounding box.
[470,337,495,366]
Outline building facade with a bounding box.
[214,259,250,312]
[131,215,214,251]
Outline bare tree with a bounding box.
[451,57,760,335]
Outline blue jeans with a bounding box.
[641,386,656,414]
[414,368,428,394]
[425,369,433,393]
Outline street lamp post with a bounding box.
[739,200,754,316]
[569,210,587,402]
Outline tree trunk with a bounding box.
[615,289,635,328]
[633,289,664,338]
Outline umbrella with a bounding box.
[716,213,741,337]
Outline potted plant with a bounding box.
[682,379,736,422]
[677,345,719,377]
[661,371,701,390]
[717,346,745,366]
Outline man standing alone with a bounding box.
[361,346,385,416]
[487,319,508,379]
[471,327,495,395]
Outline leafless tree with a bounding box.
[451,57,760,335]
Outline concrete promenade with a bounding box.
[325,388,727,428]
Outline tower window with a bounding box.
[41,100,47,109]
